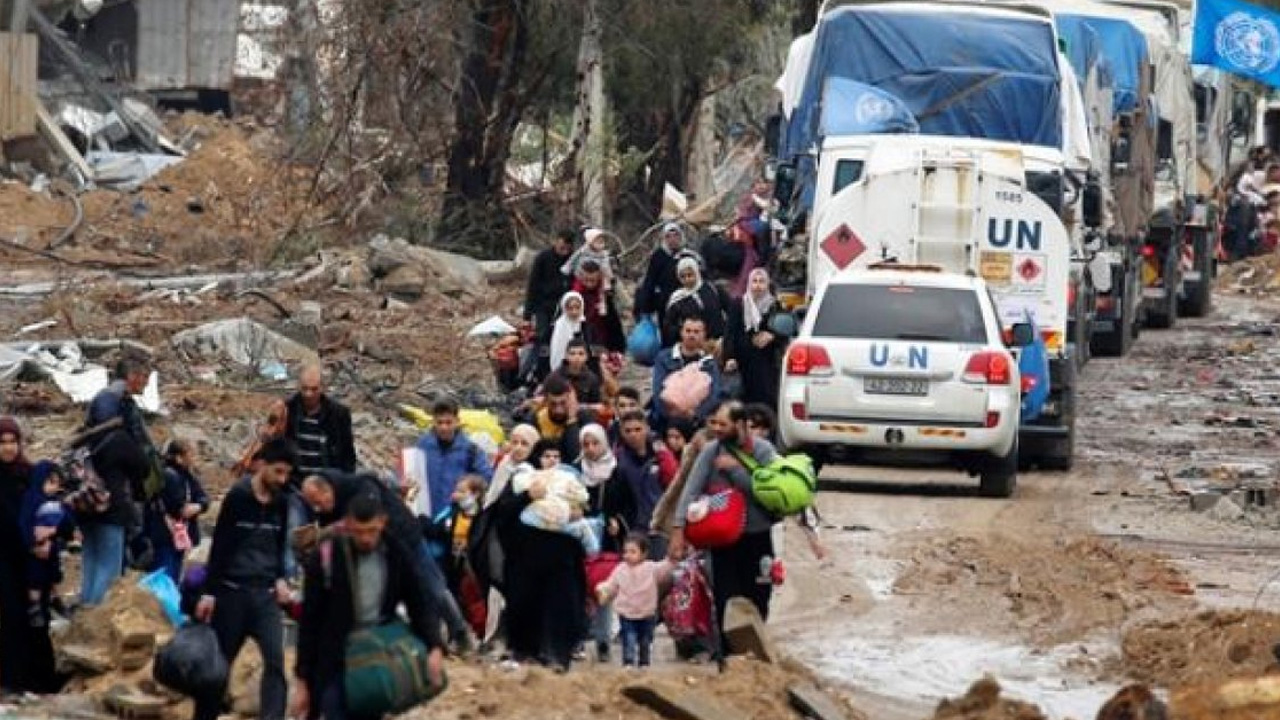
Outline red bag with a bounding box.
[662,555,713,640]
[683,484,746,550]
[459,571,487,638]
[585,552,621,596]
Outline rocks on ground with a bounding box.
[930,677,1047,720]
[1120,609,1280,688]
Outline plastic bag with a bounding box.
[660,363,713,418]
[153,623,229,698]
[627,316,661,366]
[139,569,185,627]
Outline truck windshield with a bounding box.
[813,285,988,344]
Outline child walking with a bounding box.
[20,461,75,628]
[596,533,673,668]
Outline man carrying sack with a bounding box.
[293,488,446,720]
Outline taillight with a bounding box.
[1141,244,1156,258]
[1067,282,1077,309]
[985,411,1001,428]
[1020,375,1037,393]
[787,343,834,376]
[791,402,808,420]
[962,351,1012,385]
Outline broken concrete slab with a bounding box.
[722,596,779,664]
[366,234,486,296]
[170,318,318,369]
[379,265,427,301]
[787,683,854,720]
[621,681,744,720]
[1208,496,1246,522]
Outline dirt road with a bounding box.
[769,293,1280,719]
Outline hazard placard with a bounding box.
[820,223,866,271]
[979,251,1012,285]
[1011,253,1047,294]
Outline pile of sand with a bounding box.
[894,534,1193,645]
[931,677,1047,720]
[1120,609,1280,688]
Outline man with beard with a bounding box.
[649,317,723,433]
[669,400,780,639]
[193,438,296,720]
[570,261,626,359]
[297,471,473,652]
[534,375,595,460]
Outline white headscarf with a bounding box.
[666,257,704,309]
[743,267,775,332]
[577,423,616,488]
[549,292,584,371]
[485,424,540,508]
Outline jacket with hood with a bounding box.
[414,432,493,520]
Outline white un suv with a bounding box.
[778,264,1030,497]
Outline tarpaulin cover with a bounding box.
[783,6,1063,158]
[1055,15,1108,94]
[1056,14,1149,114]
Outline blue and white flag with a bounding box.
[1193,0,1280,88]
[820,78,920,137]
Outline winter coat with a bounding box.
[662,284,726,348]
[284,393,357,481]
[723,297,786,406]
[144,463,210,554]
[524,247,574,323]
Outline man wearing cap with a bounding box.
[636,222,701,330]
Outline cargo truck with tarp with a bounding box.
[769,1,1104,470]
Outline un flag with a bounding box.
[1193,0,1280,88]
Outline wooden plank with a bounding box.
[621,683,741,720]
[787,683,853,720]
[35,98,94,181]
[0,31,37,139]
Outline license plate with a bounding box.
[865,377,928,396]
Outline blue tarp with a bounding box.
[1056,14,1148,114]
[782,6,1063,159]
[1055,15,1108,95]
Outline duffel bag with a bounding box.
[729,446,816,516]
[153,623,228,698]
[682,484,746,550]
[345,621,447,716]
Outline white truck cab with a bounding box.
[778,265,1026,497]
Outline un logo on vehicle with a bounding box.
[854,93,895,126]
[1216,11,1280,75]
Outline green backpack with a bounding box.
[729,446,817,516]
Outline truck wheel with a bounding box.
[1090,294,1132,357]
[980,442,1018,498]
[1145,286,1177,329]
[1179,249,1214,318]
[1038,427,1074,471]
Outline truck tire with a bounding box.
[1145,284,1177,329]
[1179,236,1213,318]
[980,442,1018,498]
[1039,360,1076,471]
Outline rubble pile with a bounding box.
[1119,609,1280,688]
[2,114,324,271]
[893,534,1194,645]
[930,677,1047,720]
[1217,254,1280,296]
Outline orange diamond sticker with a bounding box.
[821,223,865,271]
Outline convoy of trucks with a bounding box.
[768,0,1260,476]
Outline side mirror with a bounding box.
[1009,323,1035,348]
[1082,178,1104,229]
[774,162,797,210]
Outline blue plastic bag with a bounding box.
[1017,314,1051,422]
[627,316,661,366]
[139,569,186,627]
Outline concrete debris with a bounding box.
[85,151,184,192]
[367,234,488,299]
[170,318,318,370]
[0,341,162,410]
[1207,496,1246,522]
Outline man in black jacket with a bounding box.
[293,490,445,720]
[284,365,357,482]
[523,229,576,343]
[193,438,295,720]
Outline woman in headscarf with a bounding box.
[662,257,726,348]
[485,424,539,510]
[576,423,634,662]
[724,268,788,407]
[0,417,34,693]
[548,291,586,375]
